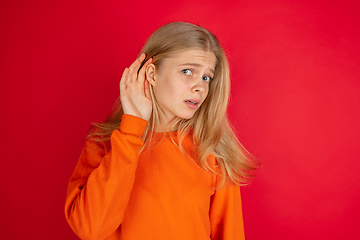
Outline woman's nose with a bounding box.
[192,77,206,93]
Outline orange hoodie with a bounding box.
[65,114,245,240]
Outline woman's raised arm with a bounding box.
[65,55,151,240]
[64,115,147,240]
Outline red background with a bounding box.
[1,0,359,239]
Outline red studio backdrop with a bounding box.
[1,0,359,239]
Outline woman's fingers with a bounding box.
[137,58,153,84]
[120,53,147,91]
[128,53,145,82]
[120,53,151,99]
[120,67,130,91]
[128,53,144,71]
[119,53,153,121]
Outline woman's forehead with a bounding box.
[166,49,216,69]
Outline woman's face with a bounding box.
[147,49,216,128]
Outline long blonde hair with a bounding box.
[89,22,259,186]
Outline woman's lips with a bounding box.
[184,100,200,109]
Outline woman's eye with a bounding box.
[182,69,192,75]
[203,76,212,82]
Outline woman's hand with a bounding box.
[120,53,153,121]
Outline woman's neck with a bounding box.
[154,119,179,132]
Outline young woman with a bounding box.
[65,21,258,240]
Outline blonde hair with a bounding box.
[89,22,259,186]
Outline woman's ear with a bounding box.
[145,63,156,86]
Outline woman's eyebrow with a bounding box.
[178,63,214,74]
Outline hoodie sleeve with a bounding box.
[64,114,148,240]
